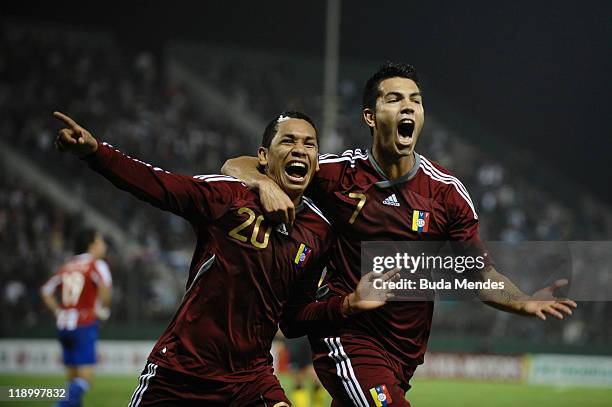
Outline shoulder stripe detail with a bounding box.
[303,197,331,226]
[419,159,478,220]
[193,175,243,183]
[320,152,368,168]
[318,153,338,160]
[192,174,226,179]
[420,156,472,201]
[101,142,171,174]
[341,148,368,157]
[320,156,353,164]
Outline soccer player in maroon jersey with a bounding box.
[40,228,112,407]
[52,110,397,406]
[222,62,577,406]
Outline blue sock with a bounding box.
[57,378,89,407]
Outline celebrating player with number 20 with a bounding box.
[51,110,397,406]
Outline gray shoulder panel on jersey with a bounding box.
[302,196,332,226]
[184,254,216,296]
[373,152,421,188]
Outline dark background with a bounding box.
[3,0,610,203]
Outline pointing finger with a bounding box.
[53,111,79,129]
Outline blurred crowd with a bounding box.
[1,22,610,349]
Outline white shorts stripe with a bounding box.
[334,338,370,406]
[324,338,364,407]
[128,363,158,407]
[128,363,150,407]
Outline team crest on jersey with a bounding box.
[369,384,392,406]
[294,243,313,268]
[411,209,430,232]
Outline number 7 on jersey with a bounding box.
[348,192,366,224]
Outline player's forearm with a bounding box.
[279,295,347,338]
[221,156,267,191]
[477,265,531,315]
[41,293,60,315]
[85,142,201,219]
[99,286,112,308]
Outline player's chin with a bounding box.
[280,174,310,194]
[393,143,414,157]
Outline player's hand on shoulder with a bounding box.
[258,178,295,225]
[343,268,400,316]
[52,111,98,158]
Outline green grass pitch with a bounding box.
[1,374,611,406]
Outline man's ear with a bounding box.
[257,147,269,168]
[363,108,376,130]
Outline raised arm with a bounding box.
[222,156,295,224]
[478,265,577,320]
[53,111,217,222]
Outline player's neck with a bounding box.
[371,148,416,180]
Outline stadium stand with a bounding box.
[1,21,611,351]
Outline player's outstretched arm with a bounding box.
[52,111,230,222]
[341,268,400,316]
[222,156,295,224]
[478,265,577,320]
[280,268,399,338]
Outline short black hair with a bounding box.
[362,62,421,110]
[74,228,98,254]
[260,111,318,148]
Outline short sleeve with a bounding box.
[93,260,113,287]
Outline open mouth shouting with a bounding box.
[397,118,415,146]
[284,160,309,184]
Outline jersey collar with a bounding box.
[295,198,305,214]
[369,151,421,188]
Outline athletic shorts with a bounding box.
[128,361,291,407]
[57,322,99,366]
[309,335,416,407]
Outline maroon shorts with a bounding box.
[128,361,291,407]
[309,335,416,407]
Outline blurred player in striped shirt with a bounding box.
[41,228,112,407]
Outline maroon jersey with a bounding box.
[41,253,112,329]
[301,148,481,367]
[85,142,334,382]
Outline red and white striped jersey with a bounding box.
[41,253,112,330]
